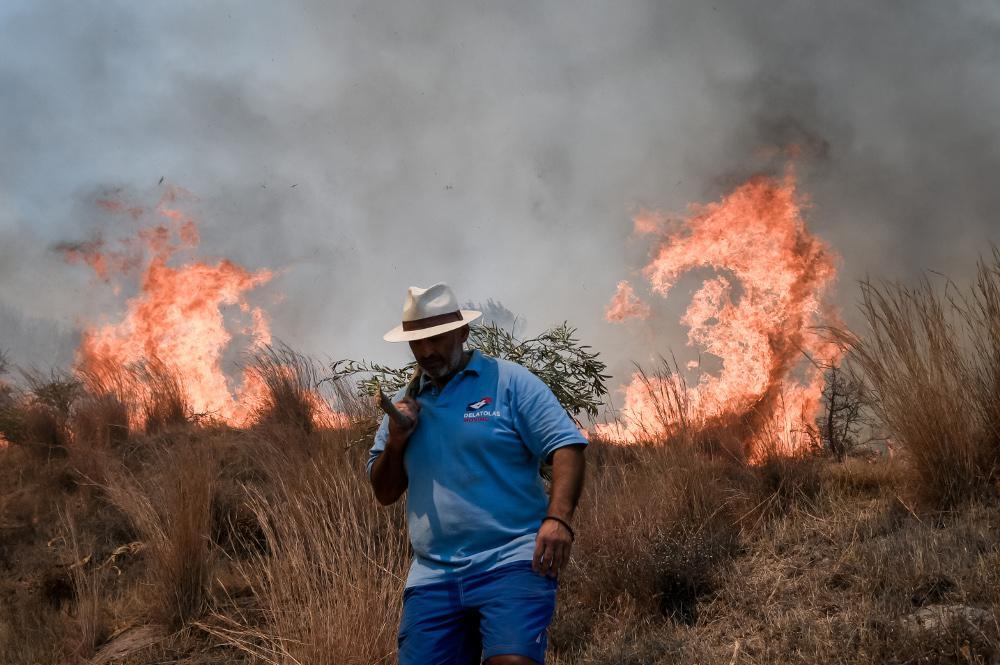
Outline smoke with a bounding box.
[0,303,78,371]
[465,299,526,337]
[0,1,998,389]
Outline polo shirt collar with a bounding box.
[416,349,483,394]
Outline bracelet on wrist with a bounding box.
[542,515,575,541]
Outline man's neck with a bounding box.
[431,349,473,390]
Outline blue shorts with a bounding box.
[398,560,558,664]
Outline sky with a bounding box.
[1,1,998,397]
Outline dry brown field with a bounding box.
[2,257,999,664]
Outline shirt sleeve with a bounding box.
[366,413,391,479]
[509,366,588,462]
[366,386,406,479]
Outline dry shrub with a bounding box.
[74,357,190,443]
[553,438,751,659]
[61,509,112,658]
[0,588,73,665]
[840,250,1000,508]
[823,455,903,498]
[103,439,217,629]
[209,431,272,561]
[135,360,188,434]
[678,473,1000,665]
[327,374,382,430]
[246,343,326,434]
[211,440,409,665]
[0,370,79,455]
[23,369,81,416]
[555,594,682,665]
[73,393,131,449]
[750,447,827,519]
[0,445,109,664]
[0,401,23,445]
[845,501,1000,612]
[74,361,134,448]
[20,404,70,456]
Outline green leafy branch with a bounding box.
[327,322,609,422]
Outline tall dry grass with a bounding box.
[839,250,1000,508]
[4,297,1000,664]
[246,343,326,433]
[203,434,409,665]
[550,438,755,659]
[603,357,749,461]
[102,438,217,629]
[0,369,78,456]
[61,509,109,658]
[75,357,190,442]
[75,360,137,448]
[135,359,189,434]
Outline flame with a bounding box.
[600,166,841,458]
[66,187,344,428]
[605,280,651,322]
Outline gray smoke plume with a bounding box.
[0,1,997,388]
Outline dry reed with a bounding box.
[246,343,326,434]
[102,439,217,629]
[838,250,1000,508]
[212,437,409,665]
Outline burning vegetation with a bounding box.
[55,187,350,430]
[1,179,999,664]
[601,167,841,460]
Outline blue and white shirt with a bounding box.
[366,349,587,588]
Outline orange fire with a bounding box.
[600,166,841,458]
[65,187,343,428]
[606,280,652,322]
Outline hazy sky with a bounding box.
[1,1,998,393]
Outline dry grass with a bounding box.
[135,360,189,435]
[1,298,999,665]
[838,250,1000,509]
[61,508,111,658]
[246,343,326,433]
[604,356,832,465]
[75,360,135,448]
[549,441,750,661]
[205,432,409,665]
[1,408,998,664]
[550,451,1000,665]
[102,437,217,629]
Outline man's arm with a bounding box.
[369,397,419,506]
[532,444,586,577]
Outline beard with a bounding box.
[417,347,465,379]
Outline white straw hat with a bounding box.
[383,282,482,342]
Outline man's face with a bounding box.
[408,326,469,380]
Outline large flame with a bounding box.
[606,280,652,322]
[65,187,341,427]
[600,167,841,457]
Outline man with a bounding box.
[367,282,587,665]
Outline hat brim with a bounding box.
[383,310,482,342]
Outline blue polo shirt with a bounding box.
[366,349,587,588]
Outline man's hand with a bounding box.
[532,517,573,578]
[532,445,585,578]
[387,396,420,444]
[371,397,420,506]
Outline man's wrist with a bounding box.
[545,503,575,523]
[542,515,575,541]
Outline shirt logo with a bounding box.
[466,397,492,411]
[464,396,499,422]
